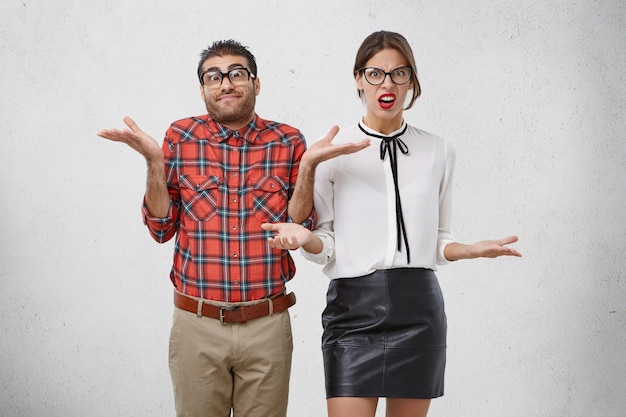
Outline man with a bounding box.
[97,39,363,417]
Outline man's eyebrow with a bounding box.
[203,63,248,73]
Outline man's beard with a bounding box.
[204,89,256,127]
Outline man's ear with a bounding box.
[254,77,261,97]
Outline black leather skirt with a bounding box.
[322,268,446,399]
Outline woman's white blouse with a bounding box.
[301,122,456,279]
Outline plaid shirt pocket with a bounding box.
[179,174,221,222]
[251,175,288,223]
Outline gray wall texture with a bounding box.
[1,1,625,416]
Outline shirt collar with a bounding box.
[358,119,407,138]
[203,114,261,144]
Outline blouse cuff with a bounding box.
[437,239,455,265]
[300,234,333,265]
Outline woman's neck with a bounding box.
[361,115,404,135]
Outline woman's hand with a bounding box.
[444,235,522,261]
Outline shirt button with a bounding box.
[232,198,237,203]
[233,280,239,285]
[232,225,237,231]
[232,253,238,258]
[232,172,238,177]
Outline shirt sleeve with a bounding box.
[142,197,177,243]
[287,132,316,230]
[142,129,180,243]
[436,140,457,265]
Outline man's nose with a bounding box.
[220,76,235,90]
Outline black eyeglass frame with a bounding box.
[359,66,413,86]
[200,67,257,87]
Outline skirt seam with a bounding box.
[323,344,446,350]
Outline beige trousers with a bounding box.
[169,304,293,417]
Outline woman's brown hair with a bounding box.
[353,31,421,109]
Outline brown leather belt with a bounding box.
[173,291,296,324]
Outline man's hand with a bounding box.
[261,223,315,251]
[98,116,170,217]
[302,125,371,166]
[98,116,163,162]
[261,223,324,254]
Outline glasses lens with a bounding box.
[364,68,384,85]
[390,67,411,84]
[202,71,222,87]
[228,68,250,85]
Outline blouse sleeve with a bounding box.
[300,157,335,265]
[436,140,457,265]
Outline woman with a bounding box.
[263,30,521,417]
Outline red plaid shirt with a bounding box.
[143,114,315,302]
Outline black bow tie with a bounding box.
[358,123,411,263]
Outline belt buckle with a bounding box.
[220,306,240,324]
[219,306,244,324]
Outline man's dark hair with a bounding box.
[197,40,257,83]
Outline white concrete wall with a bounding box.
[1,1,625,416]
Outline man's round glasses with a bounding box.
[360,66,412,86]
[200,67,256,88]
